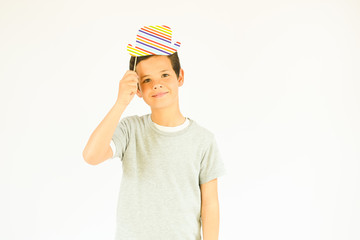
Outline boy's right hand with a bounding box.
[116,70,140,107]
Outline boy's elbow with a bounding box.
[82,147,112,165]
[82,150,99,165]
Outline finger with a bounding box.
[125,70,138,78]
[127,73,140,81]
[131,76,140,83]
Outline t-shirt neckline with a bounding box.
[146,113,194,136]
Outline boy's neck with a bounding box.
[150,107,186,127]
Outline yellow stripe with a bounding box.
[156,25,172,34]
[127,46,148,56]
[149,25,171,36]
[129,45,151,55]
[136,37,175,53]
[128,45,147,54]
[127,49,140,56]
[127,47,143,55]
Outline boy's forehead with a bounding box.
[137,56,172,75]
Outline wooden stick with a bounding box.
[134,56,139,90]
[133,56,137,71]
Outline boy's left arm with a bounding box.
[200,178,220,240]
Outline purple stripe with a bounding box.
[139,29,171,44]
[136,40,171,54]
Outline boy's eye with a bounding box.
[142,74,168,83]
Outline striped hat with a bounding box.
[127,25,181,56]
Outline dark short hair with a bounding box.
[129,52,181,78]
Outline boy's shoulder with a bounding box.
[188,117,214,137]
[118,114,145,125]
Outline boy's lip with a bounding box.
[152,92,168,97]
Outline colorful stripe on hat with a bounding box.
[127,25,181,56]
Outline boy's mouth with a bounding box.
[152,92,168,98]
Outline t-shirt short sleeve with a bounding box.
[199,135,227,185]
[110,139,116,158]
[111,117,131,161]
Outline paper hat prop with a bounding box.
[127,25,181,57]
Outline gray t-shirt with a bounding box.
[111,114,227,240]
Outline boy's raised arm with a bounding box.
[82,70,139,165]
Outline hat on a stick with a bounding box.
[127,25,181,57]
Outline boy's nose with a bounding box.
[153,83,163,90]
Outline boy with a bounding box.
[82,43,226,239]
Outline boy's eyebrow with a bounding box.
[142,69,170,78]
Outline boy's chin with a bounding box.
[148,104,170,110]
[146,101,173,110]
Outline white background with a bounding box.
[1,0,359,239]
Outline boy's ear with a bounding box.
[178,68,184,87]
[136,84,142,98]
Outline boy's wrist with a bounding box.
[114,100,128,110]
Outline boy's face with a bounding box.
[136,55,184,110]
